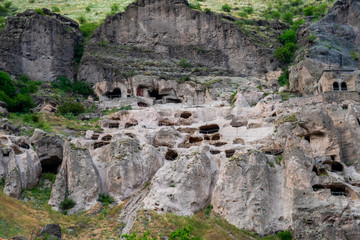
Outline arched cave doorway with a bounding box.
[341,82,347,91]
[333,82,339,91]
[105,88,121,99]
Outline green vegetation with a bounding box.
[221,3,232,12]
[57,100,86,115]
[179,58,191,68]
[51,76,94,97]
[276,155,283,165]
[51,6,60,13]
[189,2,201,10]
[0,71,40,113]
[98,193,114,206]
[350,51,360,61]
[79,22,101,41]
[35,8,44,15]
[277,230,292,240]
[60,198,76,211]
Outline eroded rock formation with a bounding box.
[0,8,82,81]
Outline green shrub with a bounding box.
[51,6,60,12]
[281,12,294,25]
[110,3,119,12]
[189,2,201,10]
[0,71,15,97]
[57,100,85,115]
[4,1,11,8]
[237,11,248,18]
[8,93,34,113]
[169,225,202,240]
[279,29,297,44]
[221,4,232,12]
[80,22,100,40]
[307,34,316,43]
[78,15,86,24]
[60,198,76,210]
[278,69,289,86]
[274,43,297,64]
[35,8,44,15]
[243,6,254,14]
[52,76,94,97]
[291,19,305,31]
[205,204,213,217]
[28,0,35,3]
[204,8,211,14]
[179,58,191,68]
[270,11,281,19]
[0,177,4,187]
[277,230,292,240]
[98,193,114,206]
[85,6,91,12]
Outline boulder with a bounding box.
[143,146,216,215]
[40,224,61,240]
[153,127,184,148]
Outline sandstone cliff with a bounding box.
[0,8,82,81]
[78,0,280,85]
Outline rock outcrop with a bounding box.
[0,8,82,81]
[290,0,360,95]
[78,0,280,86]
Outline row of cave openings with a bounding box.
[105,87,182,107]
[333,81,347,91]
[165,123,237,161]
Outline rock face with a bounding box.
[0,135,41,198]
[0,8,82,81]
[143,146,216,215]
[290,0,360,95]
[78,0,279,85]
[30,129,64,173]
[48,143,100,214]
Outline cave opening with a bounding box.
[94,142,110,150]
[331,162,343,172]
[180,112,192,119]
[333,82,339,91]
[41,156,62,174]
[138,102,148,107]
[189,136,203,144]
[149,89,163,100]
[105,88,122,99]
[225,149,236,158]
[199,124,220,134]
[341,82,347,91]
[165,149,178,161]
[102,135,112,141]
[109,123,119,129]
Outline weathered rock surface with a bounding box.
[290,0,360,95]
[143,146,216,215]
[48,143,100,214]
[0,8,82,81]
[30,129,64,173]
[78,0,280,86]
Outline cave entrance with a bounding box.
[149,89,163,100]
[138,102,148,107]
[165,98,182,104]
[331,162,343,172]
[102,135,112,141]
[94,142,110,150]
[199,124,220,134]
[225,149,236,158]
[105,88,122,99]
[341,82,347,91]
[180,112,192,119]
[333,82,339,91]
[165,149,178,161]
[109,123,119,129]
[41,157,62,174]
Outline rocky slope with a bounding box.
[2,0,360,239]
